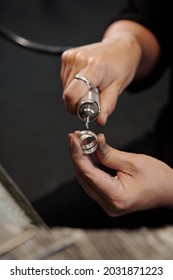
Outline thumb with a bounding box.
[97,83,121,126]
[96,134,134,172]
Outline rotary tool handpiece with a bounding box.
[77,87,100,129]
[77,87,100,154]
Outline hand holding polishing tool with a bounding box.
[75,74,100,154]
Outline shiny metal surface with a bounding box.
[75,73,92,90]
[78,130,98,154]
[77,87,100,123]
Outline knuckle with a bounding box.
[90,57,103,68]
[75,50,87,64]
[62,49,75,63]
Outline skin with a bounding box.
[61,20,173,216]
[68,133,173,216]
[61,20,160,126]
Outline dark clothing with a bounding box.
[112,0,173,168]
[113,0,171,62]
[111,0,171,89]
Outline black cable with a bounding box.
[0,23,72,56]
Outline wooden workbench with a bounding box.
[1,164,173,260]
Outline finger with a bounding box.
[76,171,107,210]
[60,60,65,85]
[68,133,123,199]
[76,172,123,217]
[61,48,79,88]
[64,50,89,89]
[96,133,136,172]
[62,64,74,89]
[97,83,120,126]
[63,78,90,114]
[69,133,129,216]
[61,47,89,89]
[63,65,105,114]
[69,132,97,170]
[61,50,70,86]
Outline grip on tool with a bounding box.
[77,87,100,123]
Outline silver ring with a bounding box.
[75,73,92,90]
[78,130,98,154]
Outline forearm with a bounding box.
[103,20,161,80]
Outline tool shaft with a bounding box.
[77,87,100,123]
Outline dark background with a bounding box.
[0,0,171,227]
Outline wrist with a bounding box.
[103,20,160,80]
[102,32,143,83]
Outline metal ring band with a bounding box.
[75,73,92,90]
[78,130,98,154]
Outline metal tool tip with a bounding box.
[86,116,90,130]
[86,122,89,130]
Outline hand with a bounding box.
[61,34,142,126]
[68,132,173,216]
[61,20,160,126]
